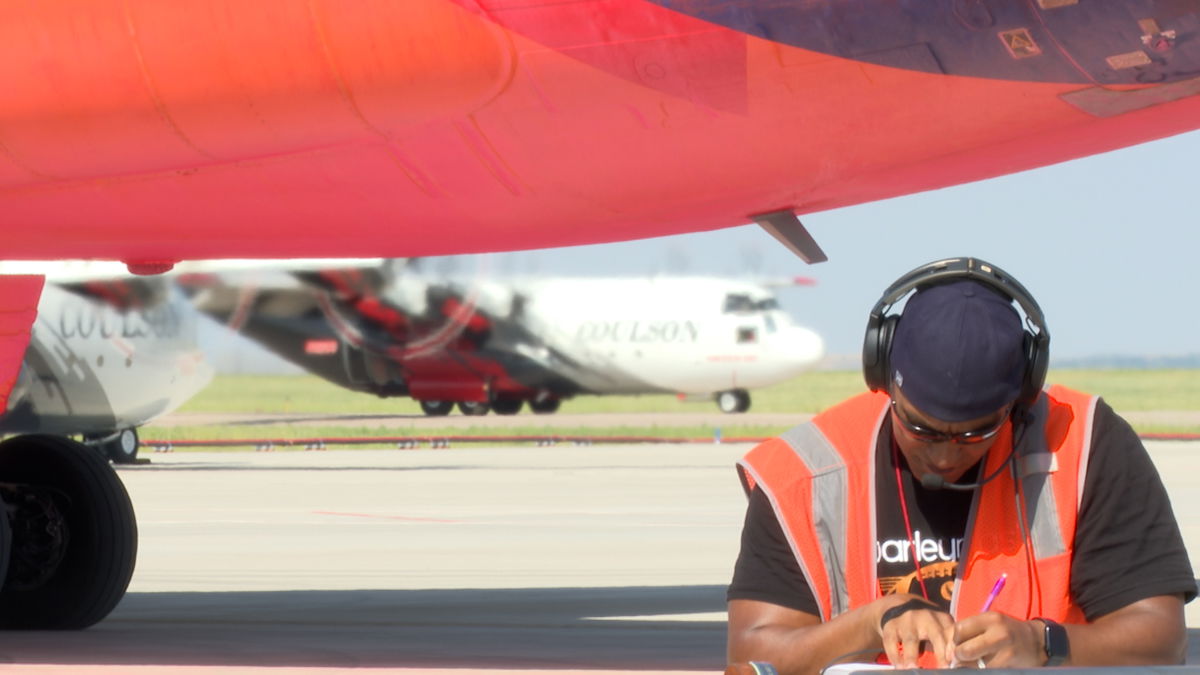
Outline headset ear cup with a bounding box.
[863,315,899,392]
[861,317,883,391]
[1022,331,1050,407]
[878,315,898,391]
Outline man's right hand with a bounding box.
[873,594,956,668]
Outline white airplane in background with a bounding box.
[0,263,213,463]
[186,261,825,415]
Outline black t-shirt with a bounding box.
[727,398,1197,621]
[873,445,976,610]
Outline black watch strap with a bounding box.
[879,598,939,630]
[1036,618,1070,666]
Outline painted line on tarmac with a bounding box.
[313,510,460,523]
[584,611,727,623]
[0,662,710,667]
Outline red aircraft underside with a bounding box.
[2,0,1199,405]
[4,0,1199,263]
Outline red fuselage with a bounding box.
[2,0,1198,265]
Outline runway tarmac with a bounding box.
[1,441,1197,673]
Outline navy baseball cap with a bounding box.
[890,280,1026,422]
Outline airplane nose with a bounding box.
[783,326,825,371]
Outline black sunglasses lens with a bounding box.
[892,399,1006,444]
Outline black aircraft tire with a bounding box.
[734,389,752,413]
[419,400,454,416]
[457,401,490,416]
[529,398,561,414]
[106,428,140,464]
[490,396,523,415]
[715,390,741,414]
[0,434,137,630]
[0,491,10,599]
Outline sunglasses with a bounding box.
[890,399,1010,445]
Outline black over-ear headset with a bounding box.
[862,257,1050,412]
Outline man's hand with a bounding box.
[873,594,955,669]
[951,613,1044,668]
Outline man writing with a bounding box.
[726,257,1194,673]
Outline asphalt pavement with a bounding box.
[0,440,1196,673]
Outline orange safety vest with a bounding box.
[737,385,1097,624]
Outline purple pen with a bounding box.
[980,573,1008,612]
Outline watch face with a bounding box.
[1042,619,1069,666]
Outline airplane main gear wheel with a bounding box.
[82,429,140,464]
[490,396,523,415]
[0,434,137,629]
[0,490,10,598]
[457,401,490,416]
[419,400,454,416]
[716,389,751,414]
[528,398,561,414]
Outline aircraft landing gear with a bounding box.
[0,489,9,599]
[84,428,140,464]
[528,398,561,414]
[457,401,490,416]
[0,434,137,629]
[715,389,751,414]
[490,396,523,415]
[419,400,454,416]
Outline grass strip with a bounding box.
[141,423,790,447]
[159,370,1200,443]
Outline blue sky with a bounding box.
[473,128,1200,365]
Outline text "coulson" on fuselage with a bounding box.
[575,320,699,343]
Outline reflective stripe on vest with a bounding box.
[737,391,889,620]
[738,386,1096,623]
[954,385,1096,622]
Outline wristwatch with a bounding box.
[1035,618,1070,666]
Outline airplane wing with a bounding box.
[2,2,1199,265]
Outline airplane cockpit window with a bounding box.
[764,315,777,333]
[725,294,780,314]
[724,294,754,314]
[737,326,758,344]
[754,298,780,311]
